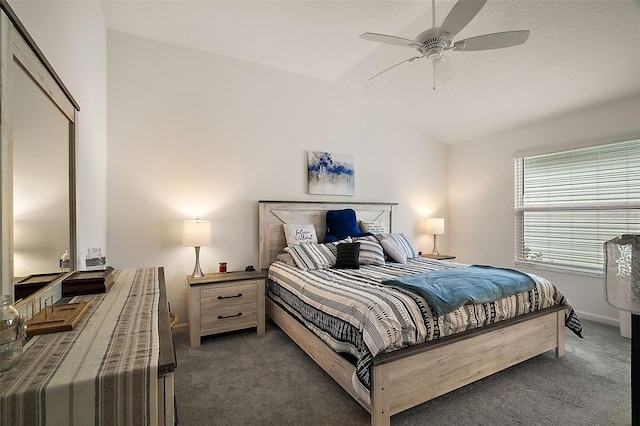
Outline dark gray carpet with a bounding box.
[173,319,631,425]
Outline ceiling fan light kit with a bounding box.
[415,29,451,60]
[360,0,530,88]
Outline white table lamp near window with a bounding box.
[425,217,445,255]
[183,219,211,279]
[604,234,639,425]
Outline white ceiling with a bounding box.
[101,0,640,143]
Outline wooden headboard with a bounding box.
[258,200,397,269]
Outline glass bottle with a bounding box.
[85,248,106,271]
[0,295,26,372]
[59,249,70,272]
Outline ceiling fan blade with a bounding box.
[453,30,530,51]
[359,32,421,49]
[439,0,487,38]
[368,55,424,81]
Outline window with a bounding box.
[514,139,640,275]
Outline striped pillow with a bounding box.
[285,243,337,271]
[324,237,353,258]
[276,252,297,267]
[334,242,361,269]
[353,235,386,266]
[378,233,419,264]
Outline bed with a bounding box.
[258,200,581,426]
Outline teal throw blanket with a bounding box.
[381,265,536,316]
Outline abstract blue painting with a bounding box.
[308,151,355,196]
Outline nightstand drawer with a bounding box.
[201,281,258,309]
[201,303,258,334]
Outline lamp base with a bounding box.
[430,234,440,255]
[190,246,205,279]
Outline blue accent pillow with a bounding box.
[323,209,367,243]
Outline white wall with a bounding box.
[106,31,449,330]
[8,1,108,268]
[448,95,640,325]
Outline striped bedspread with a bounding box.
[267,258,582,405]
[0,268,160,426]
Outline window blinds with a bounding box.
[514,139,640,274]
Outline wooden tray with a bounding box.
[25,302,91,337]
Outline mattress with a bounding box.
[267,258,582,405]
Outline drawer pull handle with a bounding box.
[218,312,242,319]
[218,293,242,300]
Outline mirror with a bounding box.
[0,2,78,303]
[13,63,71,280]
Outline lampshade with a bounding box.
[425,217,445,235]
[604,234,640,314]
[182,219,212,247]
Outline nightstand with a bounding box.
[186,270,266,348]
[421,253,456,261]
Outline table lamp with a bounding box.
[183,218,211,278]
[604,234,639,425]
[425,217,445,255]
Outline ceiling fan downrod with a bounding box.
[431,0,436,29]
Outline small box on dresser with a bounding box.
[62,267,115,297]
[186,270,266,348]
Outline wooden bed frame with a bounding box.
[258,200,566,426]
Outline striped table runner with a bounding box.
[0,268,160,426]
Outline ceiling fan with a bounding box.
[360,0,530,88]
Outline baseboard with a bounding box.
[171,322,188,334]
[575,310,618,327]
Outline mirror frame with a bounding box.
[0,0,79,305]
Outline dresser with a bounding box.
[186,270,266,348]
[0,267,176,426]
